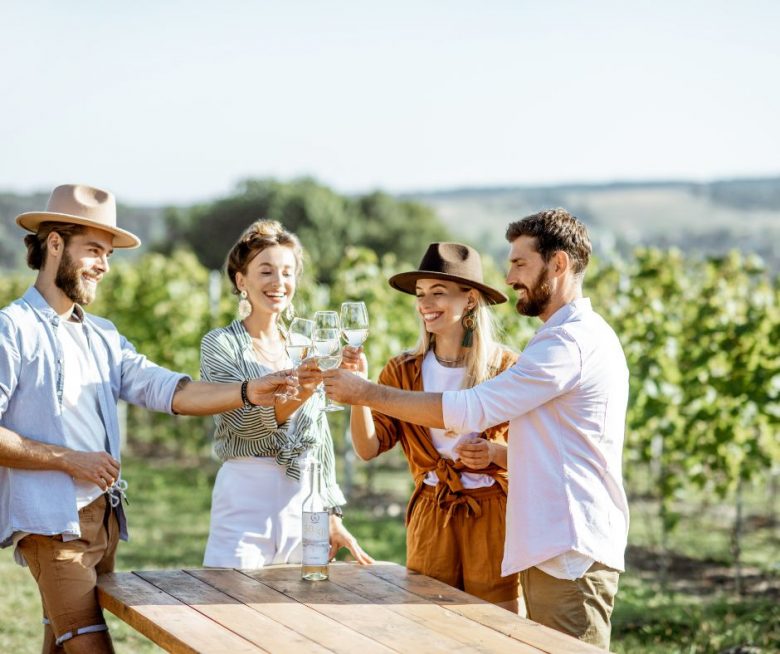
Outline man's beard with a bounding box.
[55,249,97,306]
[514,266,552,317]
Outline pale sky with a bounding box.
[1,1,778,204]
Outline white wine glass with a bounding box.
[313,311,344,412]
[286,318,314,367]
[340,301,369,347]
[279,318,314,402]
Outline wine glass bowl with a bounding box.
[340,302,369,347]
[313,328,342,371]
[312,311,344,412]
[286,318,314,367]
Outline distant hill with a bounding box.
[3,177,779,272]
[404,178,780,271]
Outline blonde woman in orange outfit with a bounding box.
[341,243,522,613]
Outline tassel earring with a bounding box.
[237,290,252,319]
[461,307,476,347]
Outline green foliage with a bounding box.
[0,269,35,307]
[159,178,449,284]
[679,253,778,493]
[356,192,451,270]
[163,178,357,280]
[585,250,780,531]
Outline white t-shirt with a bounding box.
[421,351,495,489]
[59,319,109,510]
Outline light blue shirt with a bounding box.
[0,287,187,547]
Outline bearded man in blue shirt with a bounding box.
[0,183,293,654]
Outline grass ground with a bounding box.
[1,456,777,653]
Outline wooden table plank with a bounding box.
[365,563,607,654]
[244,566,481,654]
[136,570,330,654]
[328,565,545,653]
[97,572,264,654]
[100,564,610,654]
[188,568,394,654]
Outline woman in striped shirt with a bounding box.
[201,220,373,568]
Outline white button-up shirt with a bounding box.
[442,298,629,577]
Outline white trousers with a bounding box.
[203,456,311,568]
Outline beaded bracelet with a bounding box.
[240,379,254,408]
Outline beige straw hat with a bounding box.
[16,183,141,249]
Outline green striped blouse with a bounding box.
[200,320,346,509]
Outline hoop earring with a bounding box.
[237,290,252,319]
[461,308,476,348]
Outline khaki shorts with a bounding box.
[406,483,521,604]
[520,562,619,651]
[17,495,120,646]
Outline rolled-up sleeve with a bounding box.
[443,329,582,434]
[119,335,189,414]
[0,315,20,419]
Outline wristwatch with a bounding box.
[328,505,344,518]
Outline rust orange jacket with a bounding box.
[371,349,518,524]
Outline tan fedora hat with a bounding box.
[15,183,141,249]
[389,242,508,305]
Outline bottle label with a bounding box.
[302,511,329,565]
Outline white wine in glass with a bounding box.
[314,328,341,370]
[286,318,314,367]
[340,301,369,347]
[313,311,344,412]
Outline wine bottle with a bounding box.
[301,461,329,581]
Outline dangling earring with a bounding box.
[284,302,295,322]
[237,290,252,319]
[461,307,476,347]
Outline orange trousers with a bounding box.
[17,495,119,646]
[406,483,520,603]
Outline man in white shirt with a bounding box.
[323,209,629,650]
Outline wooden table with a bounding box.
[97,562,606,653]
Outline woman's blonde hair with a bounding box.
[225,220,303,294]
[409,287,505,388]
